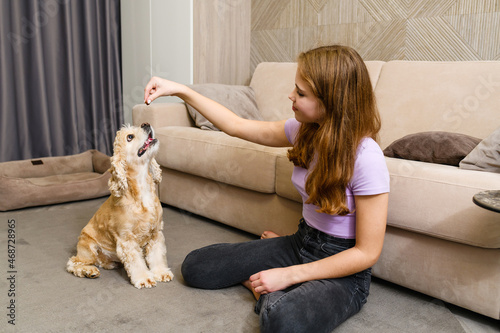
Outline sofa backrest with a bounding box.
[250,62,297,122]
[251,61,500,149]
[375,61,500,149]
[250,61,386,122]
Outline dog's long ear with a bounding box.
[108,154,128,197]
[150,158,162,184]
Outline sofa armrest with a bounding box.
[132,103,195,129]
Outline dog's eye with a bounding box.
[127,134,134,142]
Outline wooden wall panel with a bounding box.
[192,0,499,84]
[250,0,500,72]
[193,0,251,85]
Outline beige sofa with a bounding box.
[133,61,500,319]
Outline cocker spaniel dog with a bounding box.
[67,123,174,289]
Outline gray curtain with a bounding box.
[0,0,123,162]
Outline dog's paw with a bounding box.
[132,272,157,289]
[83,266,101,279]
[152,268,174,282]
[67,259,100,279]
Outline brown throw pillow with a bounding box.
[383,132,482,166]
[186,84,263,130]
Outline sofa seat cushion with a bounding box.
[386,157,500,248]
[277,153,500,248]
[275,153,301,203]
[155,126,288,193]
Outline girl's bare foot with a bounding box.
[261,231,280,239]
[242,279,261,300]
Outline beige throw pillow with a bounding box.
[459,127,500,173]
[186,84,263,130]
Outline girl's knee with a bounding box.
[181,247,229,289]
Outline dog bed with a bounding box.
[0,150,111,211]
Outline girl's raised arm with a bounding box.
[144,77,291,148]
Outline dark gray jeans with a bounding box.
[181,219,371,333]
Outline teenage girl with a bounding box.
[144,45,389,333]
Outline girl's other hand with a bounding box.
[249,267,295,295]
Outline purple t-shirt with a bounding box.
[285,118,390,239]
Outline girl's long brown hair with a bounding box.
[287,45,381,215]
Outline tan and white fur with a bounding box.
[67,123,173,288]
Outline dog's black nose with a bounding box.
[141,123,150,128]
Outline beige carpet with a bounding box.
[0,197,497,332]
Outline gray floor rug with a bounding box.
[1,198,498,332]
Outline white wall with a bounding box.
[120,0,193,125]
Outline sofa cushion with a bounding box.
[385,157,500,248]
[460,127,500,173]
[249,62,297,122]
[155,126,287,193]
[249,61,385,122]
[375,61,500,149]
[383,132,481,166]
[275,153,301,203]
[186,84,262,130]
[278,150,500,248]
[159,168,303,237]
